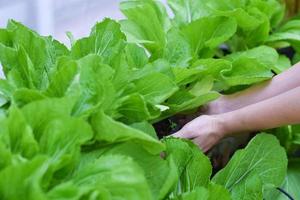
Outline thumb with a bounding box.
[172,128,196,139]
[172,129,185,138]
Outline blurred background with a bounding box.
[0,0,171,77]
[0,0,170,44]
[0,0,124,45]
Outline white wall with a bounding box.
[0,0,124,44]
[0,0,125,78]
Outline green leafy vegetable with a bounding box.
[213,134,288,199]
[0,0,293,199]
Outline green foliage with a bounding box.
[0,0,295,199]
[212,134,287,200]
[265,159,300,200]
[161,134,288,200]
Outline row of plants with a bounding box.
[0,0,299,199]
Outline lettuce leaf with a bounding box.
[212,134,288,199]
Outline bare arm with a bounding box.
[221,85,300,135]
[211,62,300,113]
[174,85,300,152]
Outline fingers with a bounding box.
[171,129,185,138]
[192,137,212,153]
[171,129,196,139]
[193,138,205,152]
[173,130,215,152]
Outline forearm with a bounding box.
[220,85,300,135]
[219,62,300,112]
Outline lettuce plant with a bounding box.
[0,0,298,199]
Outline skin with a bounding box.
[209,62,300,114]
[173,62,300,152]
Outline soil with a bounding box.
[277,46,295,60]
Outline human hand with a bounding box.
[172,115,226,152]
[200,95,231,115]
